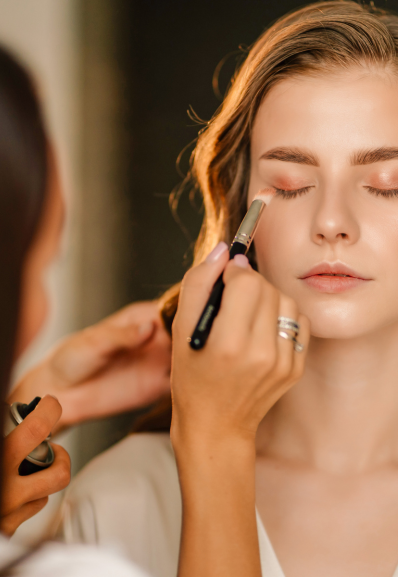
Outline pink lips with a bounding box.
[299,262,372,293]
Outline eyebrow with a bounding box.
[260,146,398,167]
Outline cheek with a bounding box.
[253,208,300,286]
[361,216,398,285]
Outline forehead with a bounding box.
[251,68,398,162]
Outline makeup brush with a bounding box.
[189,190,274,350]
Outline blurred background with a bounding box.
[1,0,395,541]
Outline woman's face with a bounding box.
[248,66,398,339]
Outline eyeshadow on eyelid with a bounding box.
[273,177,311,189]
[368,175,398,188]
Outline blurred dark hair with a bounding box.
[0,46,48,497]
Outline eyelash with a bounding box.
[274,186,398,199]
[274,186,312,199]
[364,186,398,198]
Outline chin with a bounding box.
[301,301,382,340]
[309,323,367,340]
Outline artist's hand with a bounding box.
[1,396,70,536]
[8,301,171,433]
[171,242,310,446]
[172,243,310,577]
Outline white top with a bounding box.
[0,533,150,577]
[58,432,284,577]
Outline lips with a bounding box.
[299,262,372,293]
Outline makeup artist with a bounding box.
[0,77,171,538]
[0,42,164,574]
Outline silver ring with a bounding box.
[278,330,304,353]
[277,316,300,335]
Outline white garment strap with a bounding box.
[256,509,285,577]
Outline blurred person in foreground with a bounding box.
[0,35,268,577]
[0,42,156,575]
[2,89,172,535]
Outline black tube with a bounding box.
[18,396,41,419]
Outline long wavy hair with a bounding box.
[135,0,398,432]
[0,48,48,498]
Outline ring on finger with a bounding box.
[277,330,304,353]
[277,316,300,335]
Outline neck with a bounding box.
[257,323,398,474]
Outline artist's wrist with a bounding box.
[172,424,257,535]
[171,418,256,475]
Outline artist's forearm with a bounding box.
[173,430,261,577]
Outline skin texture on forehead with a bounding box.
[247,66,398,341]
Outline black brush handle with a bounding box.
[189,242,247,350]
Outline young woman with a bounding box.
[60,1,398,577]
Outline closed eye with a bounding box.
[274,186,313,199]
[276,185,398,199]
[365,186,398,198]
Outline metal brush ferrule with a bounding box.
[233,232,253,246]
[232,198,265,248]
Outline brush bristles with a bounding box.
[254,188,274,207]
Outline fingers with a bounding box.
[175,242,229,335]
[274,292,299,368]
[50,322,156,386]
[176,243,309,389]
[21,443,71,502]
[211,257,278,349]
[105,300,160,328]
[271,299,309,401]
[4,396,62,470]
[291,313,311,380]
[2,443,70,518]
[5,444,71,513]
[49,301,166,387]
[221,261,307,398]
[0,497,48,537]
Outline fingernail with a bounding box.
[43,394,59,402]
[233,254,249,268]
[205,242,228,263]
[139,321,153,334]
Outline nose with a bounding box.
[310,185,360,246]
